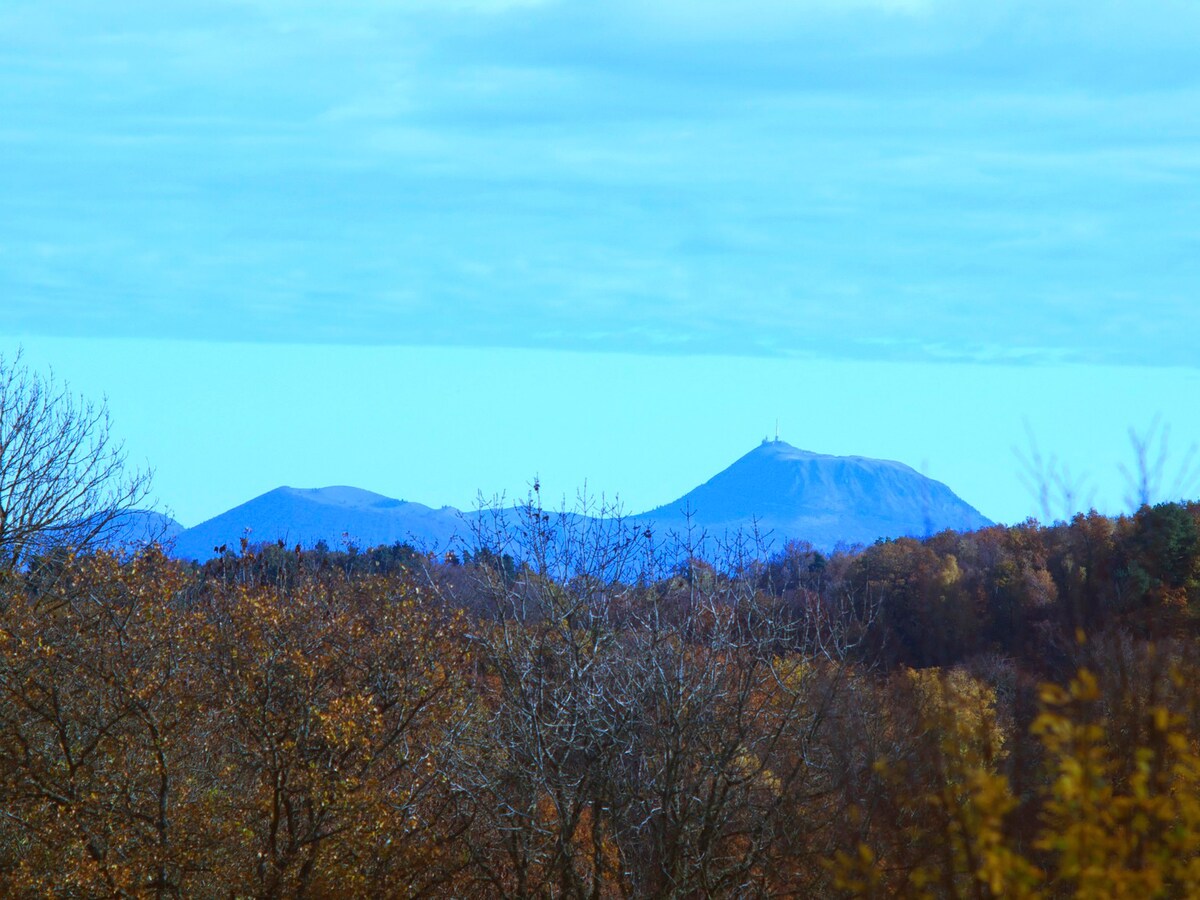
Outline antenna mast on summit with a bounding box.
[775,419,779,443]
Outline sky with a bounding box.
[2,0,1199,529]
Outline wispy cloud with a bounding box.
[2,1,1199,366]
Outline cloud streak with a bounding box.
[2,1,1199,366]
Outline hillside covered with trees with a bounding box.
[3,351,1200,896]
[1,494,1199,897]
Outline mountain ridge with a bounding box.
[167,441,992,561]
[643,440,991,549]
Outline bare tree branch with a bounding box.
[0,350,153,570]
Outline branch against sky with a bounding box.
[1119,417,1200,512]
[0,350,153,569]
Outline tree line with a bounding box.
[0,491,1197,896]
[3,351,1200,896]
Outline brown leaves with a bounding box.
[0,549,472,897]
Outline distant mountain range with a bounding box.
[157,441,991,561]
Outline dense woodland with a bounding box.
[2,491,1200,898]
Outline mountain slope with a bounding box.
[95,510,185,550]
[641,440,991,548]
[169,442,993,561]
[171,486,465,561]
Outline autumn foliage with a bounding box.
[1,499,1199,896]
[0,550,470,897]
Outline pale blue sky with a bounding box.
[2,1,1198,528]
[10,336,1199,530]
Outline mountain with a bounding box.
[168,442,993,561]
[640,440,992,549]
[171,486,465,562]
[101,510,186,549]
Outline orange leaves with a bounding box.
[0,548,473,897]
[0,549,204,895]
[11,534,1200,898]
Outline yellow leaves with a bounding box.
[827,843,882,894]
[1073,668,1100,701]
[1038,682,1069,707]
[0,548,475,896]
[1049,703,1200,894]
[1029,673,1199,897]
[906,666,1007,764]
[841,663,1200,900]
[729,744,782,794]
[771,653,810,692]
[317,692,383,755]
[938,554,961,589]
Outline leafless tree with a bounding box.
[0,350,153,569]
[1014,420,1095,524]
[437,486,873,897]
[1017,417,1200,522]
[1119,416,1200,511]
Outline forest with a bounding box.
[3,348,1200,897]
[1,491,1199,898]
